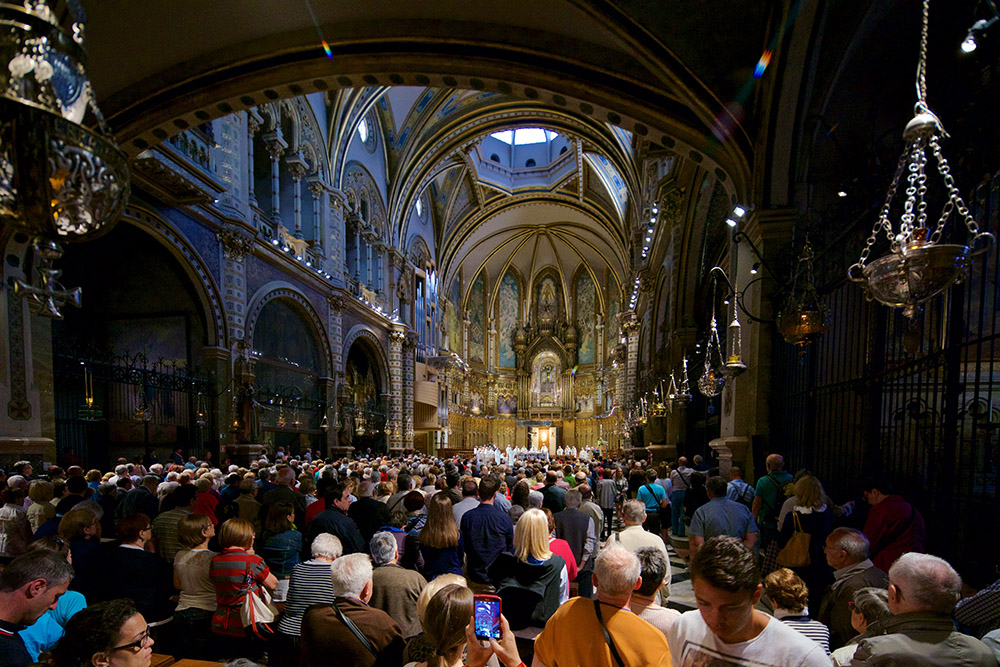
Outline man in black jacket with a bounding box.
[309,481,365,555]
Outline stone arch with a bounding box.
[344,162,388,234]
[342,324,391,390]
[245,282,333,377]
[120,205,228,347]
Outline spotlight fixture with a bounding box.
[962,16,998,54]
[750,262,759,275]
[726,218,737,228]
[733,206,747,218]
[837,191,848,198]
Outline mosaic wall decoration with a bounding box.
[498,271,519,367]
[576,271,596,364]
[469,274,484,364]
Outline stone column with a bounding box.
[261,131,287,225]
[328,295,345,420]
[403,335,416,450]
[352,219,362,281]
[721,208,794,465]
[388,328,406,451]
[217,113,247,219]
[623,316,641,404]
[365,233,373,287]
[246,110,263,208]
[308,179,325,252]
[216,228,253,343]
[286,155,307,239]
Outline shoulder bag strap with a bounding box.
[593,600,626,667]
[331,598,379,659]
[793,511,803,533]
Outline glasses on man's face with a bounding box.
[110,627,151,653]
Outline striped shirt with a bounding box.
[277,560,336,636]
[776,611,831,654]
[209,548,270,637]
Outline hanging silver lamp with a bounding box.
[720,286,747,377]
[777,241,830,347]
[847,0,992,318]
[698,316,725,397]
[2,1,130,318]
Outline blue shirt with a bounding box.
[727,478,755,506]
[460,503,514,584]
[19,591,87,661]
[637,483,667,512]
[689,497,758,540]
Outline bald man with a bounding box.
[751,454,792,551]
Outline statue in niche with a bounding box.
[538,276,557,322]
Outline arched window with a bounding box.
[357,117,369,143]
[490,153,500,162]
[525,158,536,168]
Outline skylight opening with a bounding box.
[489,128,558,145]
[357,118,369,142]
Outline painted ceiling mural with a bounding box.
[468,273,485,364]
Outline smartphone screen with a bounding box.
[473,595,502,640]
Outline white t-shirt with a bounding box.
[668,610,831,667]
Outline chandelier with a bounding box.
[777,241,829,347]
[848,0,992,318]
[2,1,130,318]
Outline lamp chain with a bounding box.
[915,0,930,111]
[928,134,981,242]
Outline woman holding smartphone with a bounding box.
[403,583,522,667]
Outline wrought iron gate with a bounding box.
[772,172,1000,582]
[54,349,214,470]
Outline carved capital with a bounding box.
[286,155,307,180]
[262,131,287,160]
[328,295,346,312]
[308,180,325,199]
[389,330,407,344]
[216,228,254,262]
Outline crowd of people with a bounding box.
[0,447,997,666]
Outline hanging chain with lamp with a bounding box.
[720,279,747,378]
[3,1,131,318]
[698,283,726,397]
[848,0,992,318]
[777,240,830,348]
[667,357,692,408]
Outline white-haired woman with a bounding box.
[272,533,342,667]
[487,508,567,629]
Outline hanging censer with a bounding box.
[719,279,747,378]
[698,314,726,397]
[848,0,992,318]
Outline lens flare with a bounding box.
[754,51,772,78]
[322,40,332,59]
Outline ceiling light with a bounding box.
[961,33,977,52]
[733,206,746,218]
[645,236,651,242]
[838,190,848,197]
[726,218,737,228]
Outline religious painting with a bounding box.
[497,394,518,415]
[498,271,519,367]
[538,275,558,323]
[445,277,461,352]
[576,271,596,364]
[607,279,620,346]
[469,274,485,364]
[575,394,594,415]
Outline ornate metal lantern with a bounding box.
[2,1,130,318]
[847,0,991,318]
[698,316,725,397]
[667,357,692,408]
[777,241,830,347]
[720,297,747,378]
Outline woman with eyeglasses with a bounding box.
[44,598,153,667]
